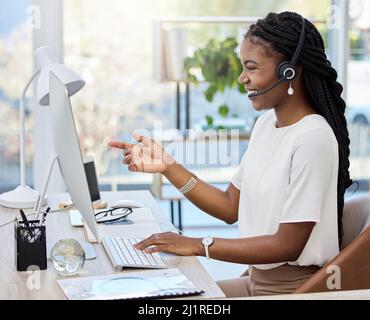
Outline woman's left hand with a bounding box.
[134,232,203,256]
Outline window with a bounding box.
[346,0,370,193]
[0,0,32,192]
[64,0,329,191]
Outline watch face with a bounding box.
[202,236,213,246]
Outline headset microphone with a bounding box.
[247,16,306,99]
[248,77,288,98]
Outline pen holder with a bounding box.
[14,219,47,271]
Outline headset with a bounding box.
[248,16,306,98]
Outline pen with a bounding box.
[20,209,34,240]
[40,207,50,225]
[31,207,50,242]
[19,209,29,226]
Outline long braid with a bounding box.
[245,12,352,246]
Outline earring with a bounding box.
[288,82,294,95]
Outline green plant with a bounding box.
[184,37,245,128]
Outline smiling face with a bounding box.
[238,36,289,111]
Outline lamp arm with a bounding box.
[20,68,40,187]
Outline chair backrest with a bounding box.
[295,195,370,293]
[341,195,370,249]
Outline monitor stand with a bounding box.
[33,156,59,220]
[34,155,99,246]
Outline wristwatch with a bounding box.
[202,236,214,259]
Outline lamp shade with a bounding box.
[34,46,85,105]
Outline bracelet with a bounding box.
[178,176,198,194]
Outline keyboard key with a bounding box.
[116,238,135,265]
[152,253,166,266]
[128,239,150,266]
[111,237,129,265]
[135,250,151,266]
[115,238,133,265]
[123,239,143,265]
[104,238,122,266]
[145,253,158,266]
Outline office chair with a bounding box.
[295,195,370,293]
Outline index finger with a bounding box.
[108,141,134,150]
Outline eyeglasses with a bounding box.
[94,207,133,224]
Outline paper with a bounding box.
[57,268,203,300]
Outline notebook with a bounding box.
[57,268,204,300]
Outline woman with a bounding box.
[108,11,352,297]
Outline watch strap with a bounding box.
[205,245,210,259]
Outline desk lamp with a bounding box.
[0,46,85,209]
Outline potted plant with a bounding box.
[183,37,245,130]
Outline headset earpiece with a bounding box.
[277,61,297,81]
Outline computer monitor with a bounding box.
[48,71,99,241]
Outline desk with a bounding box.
[0,190,225,299]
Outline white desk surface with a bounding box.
[0,190,225,300]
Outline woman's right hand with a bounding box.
[108,134,176,174]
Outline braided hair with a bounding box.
[245,12,352,246]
